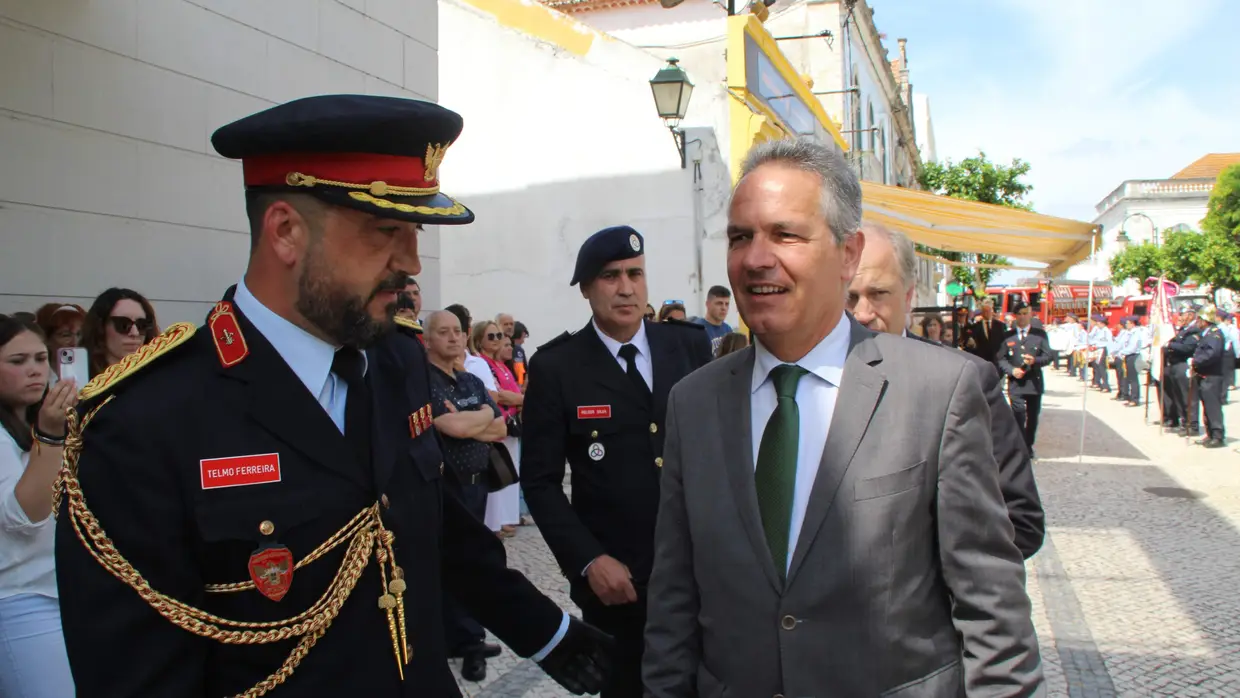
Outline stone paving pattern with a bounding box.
[452,371,1239,696]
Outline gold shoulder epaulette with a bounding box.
[78,322,197,401]
[394,316,423,333]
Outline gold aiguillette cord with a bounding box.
[374,522,410,677]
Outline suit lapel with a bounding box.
[786,318,887,587]
[224,306,369,492]
[719,346,783,594]
[368,342,408,492]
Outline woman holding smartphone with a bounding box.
[0,315,78,696]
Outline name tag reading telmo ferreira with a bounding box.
[200,453,282,489]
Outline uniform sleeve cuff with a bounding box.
[531,612,570,662]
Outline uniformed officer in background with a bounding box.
[1190,305,1227,448]
[1166,309,1202,436]
[521,226,713,697]
[997,302,1053,455]
[55,95,610,697]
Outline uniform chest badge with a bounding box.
[409,404,432,437]
[578,405,611,419]
[588,442,605,461]
[248,545,294,602]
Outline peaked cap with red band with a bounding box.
[211,94,474,225]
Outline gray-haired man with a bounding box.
[848,222,1044,558]
[644,137,1043,698]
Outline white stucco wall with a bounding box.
[0,0,439,324]
[1070,191,1210,291]
[436,0,732,346]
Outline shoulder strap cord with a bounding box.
[54,401,410,696]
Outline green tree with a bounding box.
[917,151,1033,293]
[1204,163,1240,244]
[1108,241,1173,284]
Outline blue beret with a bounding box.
[211,94,474,225]
[570,226,645,286]
[1092,314,1106,322]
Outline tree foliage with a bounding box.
[916,151,1033,293]
[1108,224,1239,292]
[1204,163,1240,244]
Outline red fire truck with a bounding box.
[985,279,1112,324]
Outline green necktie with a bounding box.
[754,363,807,580]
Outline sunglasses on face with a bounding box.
[109,316,152,335]
[485,332,503,341]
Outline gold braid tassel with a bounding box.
[56,402,403,698]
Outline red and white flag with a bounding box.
[1148,276,1175,384]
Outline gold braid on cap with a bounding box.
[55,408,412,697]
[284,172,439,198]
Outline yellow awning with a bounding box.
[861,181,1100,277]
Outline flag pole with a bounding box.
[1078,231,1098,464]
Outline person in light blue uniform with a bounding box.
[1110,321,1131,401]
[1117,317,1142,406]
[1088,316,1112,392]
[1220,311,1237,401]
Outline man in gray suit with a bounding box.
[643,138,1044,698]
[847,222,1045,559]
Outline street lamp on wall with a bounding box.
[649,57,694,169]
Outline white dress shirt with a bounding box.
[465,354,499,391]
[0,429,57,600]
[592,319,652,390]
[750,313,851,572]
[233,280,365,435]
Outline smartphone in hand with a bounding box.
[58,347,90,387]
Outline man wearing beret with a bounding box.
[55,95,611,697]
[521,226,713,697]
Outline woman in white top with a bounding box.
[0,314,79,697]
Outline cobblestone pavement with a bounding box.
[453,372,1239,697]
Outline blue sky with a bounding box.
[871,0,1240,223]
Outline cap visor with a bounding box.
[312,188,475,225]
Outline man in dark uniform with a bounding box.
[1166,309,1202,436]
[963,298,1008,364]
[1190,305,1227,448]
[997,302,1053,453]
[54,96,610,697]
[522,226,713,697]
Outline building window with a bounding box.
[880,125,888,184]
[867,102,875,152]
[851,71,862,153]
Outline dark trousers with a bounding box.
[1169,362,1194,429]
[577,589,647,698]
[1113,357,1126,398]
[1198,375,1226,440]
[1009,392,1043,449]
[443,476,489,652]
[1093,350,1110,390]
[1224,350,1236,396]
[1124,354,1140,403]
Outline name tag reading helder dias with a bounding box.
[577,405,611,420]
[201,453,283,490]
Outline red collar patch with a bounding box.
[209,301,249,368]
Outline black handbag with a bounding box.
[484,442,519,493]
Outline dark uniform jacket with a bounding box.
[55,294,562,698]
[906,332,1044,558]
[996,326,1053,396]
[1166,325,1202,365]
[1193,326,1226,375]
[963,317,1008,363]
[521,319,712,593]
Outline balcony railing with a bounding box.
[1095,178,1215,214]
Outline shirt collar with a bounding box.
[232,280,367,398]
[752,313,850,394]
[592,319,650,360]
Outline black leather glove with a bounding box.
[537,616,614,695]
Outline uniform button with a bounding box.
[381,494,390,509]
[649,423,658,434]
[259,520,275,536]
[655,457,664,468]
[774,694,785,698]
[780,614,796,630]
[439,462,444,475]
[591,430,599,439]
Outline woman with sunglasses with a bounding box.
[658,301,687,322]
[81,288,159,377]
[470,323,524,538]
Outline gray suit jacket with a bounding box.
[643,318,1044,698]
